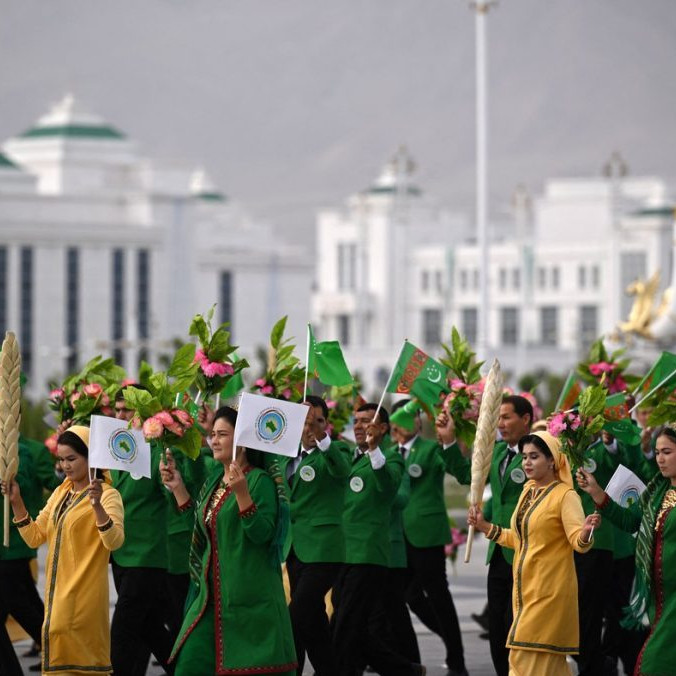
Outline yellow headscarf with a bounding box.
[520,430,573,488]
[65,425,90,449]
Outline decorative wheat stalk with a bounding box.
[0,332,21,547]
[465,358,504,563]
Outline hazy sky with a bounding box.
[1,0,674,241]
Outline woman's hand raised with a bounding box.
[575,468,605,504]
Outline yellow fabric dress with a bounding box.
[493,480,593,676]
[16,480,124,675]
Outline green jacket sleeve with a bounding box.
[240,472,278,545]
[599,497,642,534]
[324,441,351,479]
[441,442,471,485]
[370,449,404,494]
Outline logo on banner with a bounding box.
[619,487,641,507]
[109,429,138,464]
[255,408,288,444]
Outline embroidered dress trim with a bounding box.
[239,503,257,519]
[177,497,193,513]
[595,493,611,510]
[96,518,114,533]
[13,514,31,528]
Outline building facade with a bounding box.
[0,95,312,397]
[312,148,675,393]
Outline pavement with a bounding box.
[15,522,499,675]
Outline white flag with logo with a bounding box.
[234,392,309,458]
[89,415,152,478]
[605,464,646,508]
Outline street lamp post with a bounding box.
[470,1,497,359]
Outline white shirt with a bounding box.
[286,434,331,480]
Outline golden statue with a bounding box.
[619,271,672,339]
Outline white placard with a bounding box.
[89,415,151,478]
[605,464,646,508]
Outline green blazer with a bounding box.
[0,443,37,561]
[402,437,453,548]
[111,442,168,569]
[572,439,619,552]
[444,440,527,565]
[166,449,215,575]
[343,446,404,566]
[171,466,296,672]
[278,440,351,564]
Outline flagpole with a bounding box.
[373,341,407,422]
[628,366,676,414]
[303,323,311,403]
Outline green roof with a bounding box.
[0,153,18,169]
[194,191,227,202]
[20,124,125,140]
[367,185,422,196]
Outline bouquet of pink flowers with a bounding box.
[577,339,638,394]
[189,307,248,404]
[547,383,606,466]
[48,356,125,425]
[251,316,306,401]
[123,345,202,459]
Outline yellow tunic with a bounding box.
[17,480,124,675]
[495,480,592,657]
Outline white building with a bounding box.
[312,148,675,392]
[0,95,312,397]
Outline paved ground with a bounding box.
[14,521,576,675]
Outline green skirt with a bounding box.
[174,602,295,676]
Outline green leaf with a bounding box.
[170,426,202,460]
[206,304,216,325]
[189,315,210,348]
[270,316,288,350]
[168,343,197,377]
[208,326,235,363]
[138,361,153,387]
[578,385,606,417]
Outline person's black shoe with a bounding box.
[445,669,469,676]
[470,611,490,631]
[479,631,490,640]
[412,665,426,675]
[28,663,42,672]
[22,642,40,657]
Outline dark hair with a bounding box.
[356,403,389,427]
[502,395,534,426]
[212,406,265,469]
[656,426,676,444]
[115,383,150,403]
[56,431,104,479]
[305,395,329,419]
[518,433,553,460]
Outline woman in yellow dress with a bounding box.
[468,431,599,676]
[1,425,124,675]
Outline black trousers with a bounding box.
[405,541,465,672]
[487,546,513,676]
[332,563,416,676]
[286,549,340,676]
[369,567,420,664]
[0,558,44,645]
[111,562,175,675]
[574,548,613,676]
[602,556,647,675]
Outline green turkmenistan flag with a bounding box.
[555,371,582,411]
[410,376,449,411]
[390,399,422,431]
[634,351,676,398]
[602,393,641,446]
[386,341,448,396]
[307,325,353,387]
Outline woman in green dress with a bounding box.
[577,424,676,676]
[160,406,296,675]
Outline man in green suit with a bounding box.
[280,395,350,676]
[110,386,175,676]
[391,399,467,676]
[332,403,424,676]
[440,394,532,676]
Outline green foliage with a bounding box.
[647,399,676,428]
[19,398,50,442]
[439,327,483,384]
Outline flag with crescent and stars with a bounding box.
[386,341,448,398]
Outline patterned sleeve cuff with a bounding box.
[13,514,31,529]
[97,518,114,532]
[594,493,611,510]
[487,524,502,542]
[177,497,193,513]
[576,534,593,548]
[239,503,258,519]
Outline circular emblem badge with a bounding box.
[408,464,423,478]
[110,429,138,464]
[299,466,316,482]
[583,459,597,474]
[350,476,364,493]
[255,408,288,444]
[510,468,526,484]
[619,487,641,508]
